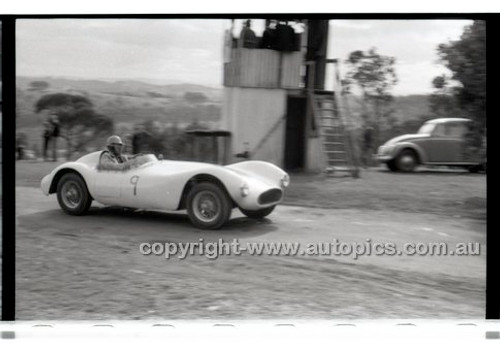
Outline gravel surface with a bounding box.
[15,161,486,320]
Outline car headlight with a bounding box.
[240,183,250,197]
[280,174,290,188]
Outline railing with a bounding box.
[224,48,303,89]
[328,59,360,177]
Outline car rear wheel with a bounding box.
[56,173,92,215]
[395,149,418,172]
[187,182,232,230]
[240,205,276,219]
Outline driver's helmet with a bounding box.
[106,135,124,156]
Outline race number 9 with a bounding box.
[130,175,140,196]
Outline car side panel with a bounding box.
[120,162,285,211]
[429,138,462,162]
[100,164,245,211]
[93,170,123,199]
[118,171,191,210]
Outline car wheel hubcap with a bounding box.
[193,191,220,223]
[400,155,415,170]
[61,181,81,209]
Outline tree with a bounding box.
[184,92,208,103]
[28,80,50,91]
[342,48,398,158]
[428,75,466,118]
[435,20,486,147]
[35,93,114,160]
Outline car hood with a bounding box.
[142,160,279,188]
[140,160,257,180]
[384,133,429,146]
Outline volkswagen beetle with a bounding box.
[41,152,290,229]
[376,118,486,172]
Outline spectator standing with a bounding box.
[16,133,27,160]
[275,20,296,52]
[42,118,53,161]
[362,125,374,168]
[223,19,235,63]
[260,19,277,49]
[240,19,257,48]
[50,114,60,162]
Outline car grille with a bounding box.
[258,188,283,205]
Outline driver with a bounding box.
[98,135,132,171]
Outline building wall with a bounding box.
[220,87,287,167]
[306,136,324,172]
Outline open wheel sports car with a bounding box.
[41,152,290,230]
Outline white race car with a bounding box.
[41,152,290,229]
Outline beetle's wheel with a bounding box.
[396,149,418,172]
[56,173,93,215]
[187,182,232,230]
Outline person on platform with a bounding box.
[240,19,257,48]
[259,19,277,49]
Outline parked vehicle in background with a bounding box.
[376,118,486,172]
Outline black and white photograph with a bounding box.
[14,18,486,320]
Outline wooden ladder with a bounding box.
[305,59,359,177]
[314,90,358,177]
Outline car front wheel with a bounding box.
[186,182,232,230]
[56,173,92,215]
[395,149,418,172]
[240,205,276,219]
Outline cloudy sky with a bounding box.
[16,19,472,95]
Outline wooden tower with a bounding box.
[220,19,358,175]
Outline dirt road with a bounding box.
[16,184,485,320]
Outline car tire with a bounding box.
[240,205,276,219]
[395,149,418,172]
[56,173,92,215]
[186,182,232,230]
[386,160,398,172]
